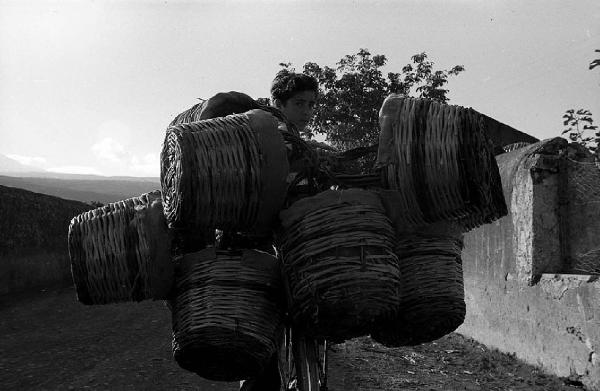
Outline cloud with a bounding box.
[89,121,159,176]
[91,137,127,163]
[6,154,47,168]
[47,165,105,175]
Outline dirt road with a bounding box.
[0,287,586,390]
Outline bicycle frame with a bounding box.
[282,327,328,391]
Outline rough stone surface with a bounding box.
[459,138,600,390]
[566,153,600,275]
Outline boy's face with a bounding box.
[277,90,317,132]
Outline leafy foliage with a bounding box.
[561,49,600,156]
[278,49,465,149]
[562,109,598,152]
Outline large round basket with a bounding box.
[277,189,401,343]
[68,190,172,305]
[371,223,465,346]
[171,247,285,381]
[161,109,289,236]
[376,95,507,230]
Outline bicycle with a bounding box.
[281,328,328,391]
[279,250,329,391]
[275,134,381,391]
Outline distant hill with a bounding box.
[1,170,159,182]
[0,175,160,205]
[0,185,96,294]
[0,185,93,254]
[0,153,160,204]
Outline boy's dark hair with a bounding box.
[270,69,319,104]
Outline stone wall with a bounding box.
[458,138,600,390]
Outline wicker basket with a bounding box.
[68,191,172,305]
[171,247,285,381]
[371,223,465,346]
[169,100,205,126]
[170,91,294,135]
[377,95,507,231]
[277,189,401,343]
[161,109,289,236]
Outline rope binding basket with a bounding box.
[68,190,172,305]
[376,95,507,231]
[277,188,402,343]
[161,109,289,236]
[371,221,466,346]
[171,247,285,381]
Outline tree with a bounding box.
[279,49,465,150]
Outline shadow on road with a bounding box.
[0,288,584,391]
[0,287,238,390]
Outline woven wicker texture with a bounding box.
[198,91,259,121]
[161,109,289,235]
[68,190,172,305]
[169,91,293,131]
[169,100,205,127]
[376,95,507,231]
[278,189,401,343]
[371,225,465,347]
[169,91,258,127]
[171,247,285,381]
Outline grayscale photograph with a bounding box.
[0,1,599,390]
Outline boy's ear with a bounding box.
[274,99,283,109]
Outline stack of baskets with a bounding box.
[171,247,285,381]
[370,95,510,345]
[377,95,507,231]
[160,109,289,236]
[371,221,466,346]
[277,189,402,342]
[161,107,291,380]
[68,190,172,304]
[66,90,509,380]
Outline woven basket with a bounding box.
[376,95,507,231]
[169,91,292,131]
[277,189,401,343]
[371,223,465,346]
[171,247,285,381]
[161,109,289,236]
[68,191,172,305]
[169,100,205,127]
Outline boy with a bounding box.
[240,70,319,391]
[271,69,318,135]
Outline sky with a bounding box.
[1,0,599,177]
